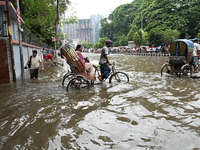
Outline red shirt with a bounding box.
[44,54,53,60]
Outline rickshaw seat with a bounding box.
[61,44,85,75]
[61,45,95,80]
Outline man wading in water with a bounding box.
[25,50,44,79]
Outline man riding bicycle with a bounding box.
[97,40,113,81]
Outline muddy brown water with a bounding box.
[0,53,200,150]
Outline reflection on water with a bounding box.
[0,54,200,150]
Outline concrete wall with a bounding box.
[0,40,54,83]
[13,43,44,78]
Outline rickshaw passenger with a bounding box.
[75,44,95,80]
[193,39,200,73]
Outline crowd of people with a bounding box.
[24,40,114,81]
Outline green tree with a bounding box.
[127,24,139,41]
[81,41,91,49]
[98,37,109,48]
[163,29,180,43]
[93,42,101,49]
[132,0,200,39]
[10,0,77,46]
[99,1,139,45]
[142,31,149,45]
[133,29,148,46]
[149,28,164,46]
[197,33,200,39]
[180,0,200,38]
[99,18,113,40]
[119,35,129,46]
[133,32,142,46]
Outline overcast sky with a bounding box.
[70,0,133,19]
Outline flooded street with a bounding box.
[0,53,200,150]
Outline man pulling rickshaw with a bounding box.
[61,40,129,90]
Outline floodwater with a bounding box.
[0,53,200,150]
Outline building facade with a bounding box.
[62,14,104,44]
[0,1,54,83]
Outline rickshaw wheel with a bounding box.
[62,73,75,87]
[161,64,172,76]
[181,66,192,77]
[66,76,90,91]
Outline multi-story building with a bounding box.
[62,14,104,44]
[90,14,104,43]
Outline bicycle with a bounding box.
[62,62,129,91]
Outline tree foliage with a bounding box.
[93,37,109,49]
[98,37,109,48]
[10,0,77,46]
[93,42,101,49]
[99,2,138,45]
[119,35,129,46]
[133,29,148,46]
[99,0,200,46]
[81,41,91,49]
[149,28,164,46]
[197,33,200,39]
[163,29,180,43]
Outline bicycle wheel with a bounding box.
[181,66,192,78]
[62,73,75,87]
[161,63,172,76]
[109,72,129,83]
[66,76,90,91]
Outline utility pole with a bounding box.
[16,0,24,80]
[141,0,144,30]
[5,0,16,82]
[141,12,143,30]
[54,0,60,57]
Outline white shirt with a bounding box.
[31,55,42,69]
[99,46,109,64]
[193,42,200,56]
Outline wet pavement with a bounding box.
[0,53,200,150]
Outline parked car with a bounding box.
[146,48,154,53]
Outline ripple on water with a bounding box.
[1,54,200,149]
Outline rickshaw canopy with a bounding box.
[169,39,194,56]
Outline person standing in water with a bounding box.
[25,50,44,79]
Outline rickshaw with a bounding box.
[161,39,194,77]
[61,44,129,91]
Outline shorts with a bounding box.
[100,63,111,79]
[192,56,198,68]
